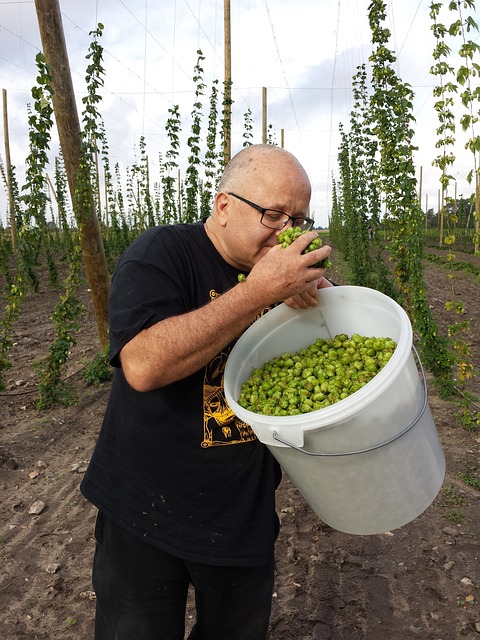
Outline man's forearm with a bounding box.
[119,280,267,392]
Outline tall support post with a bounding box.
[223,0,232,163]
[94,138,102,227]
[418,166,424,231]
[454,180,457,237]
[438,188,443,246]
[46,172,59,228]
[2,89,17,252]
[34,0,110,348]
[177,168,182,219]
[418,166,423,207]
[103,165,109,240]
[425,193,429,232]
[475,173,480,255]
[262,87,267,143]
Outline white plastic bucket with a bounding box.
[224,286,446,535]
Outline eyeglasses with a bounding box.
[228,192,314,231]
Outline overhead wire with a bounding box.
[60,11,169,104]
[227,0,259,116]
[183,0,224,67]
[263,0,302,138]
[114,0,193,83]
[197,0,201,49]
[0,22,39,57]
[326,0,342,218]
[172,0,177,100]
[142,0,148,136]
[398,0,423,58]
[63,2,210,147]
[388,2,401,76]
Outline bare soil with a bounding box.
[1,248,479,640]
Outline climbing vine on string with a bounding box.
[201,79,220,218]
[429,0,479,427]
[185,50,206,223]
[0,52,57,390]
[367,0,455,395]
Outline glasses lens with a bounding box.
[292,218,313,231]
[261,210,313,231]
[261,211,289,229]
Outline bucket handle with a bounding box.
[272,345,428,457]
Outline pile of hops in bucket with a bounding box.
[237,334,396,416]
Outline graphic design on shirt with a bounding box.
[200,289,274,448]
[202,352,256,448]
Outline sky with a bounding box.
[0,0,479,228]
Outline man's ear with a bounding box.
[214,192,229,226]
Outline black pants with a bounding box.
[92,512,275,640]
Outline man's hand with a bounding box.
[284,276,334,309]
[245,232,332,306]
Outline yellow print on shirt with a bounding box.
[201,290,272,448]
[202,351,256,448]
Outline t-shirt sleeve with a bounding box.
[108,258,187,367]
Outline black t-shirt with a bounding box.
[80,220,281,566]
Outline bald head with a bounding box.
[217,144,311,198]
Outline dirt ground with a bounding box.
[0,246,479,640]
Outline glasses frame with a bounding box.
[227,192,314,231]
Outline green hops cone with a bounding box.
[277,227,331,268]
[237,333,397,416]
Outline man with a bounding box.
[81,143,332,639]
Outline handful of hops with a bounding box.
[237,333,396,416]
[277,227,332,268]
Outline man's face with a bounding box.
[216,158,312,271]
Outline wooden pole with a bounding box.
[425,193,428,232]
[177,168,182,218]
[146,154,150,222]
[2,89,17,253]
[418,166,423,206]
[94,141,102,226]
[475,173,480,255]
[223,0,232,163]
[418,166,425,232]
[34,0,110,348]
[262,87,267,143]
[46,172,59,228]
[280,128,284,149]
[454,180,457,238]
[104,165,109,241]
[438,188,443,246]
